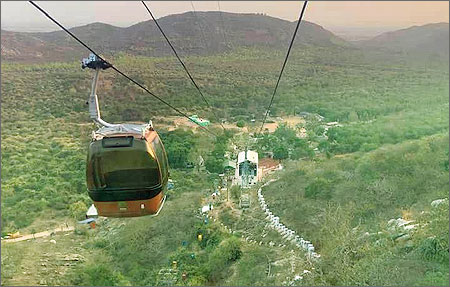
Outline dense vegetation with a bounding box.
[257,124,314,160]
[1,21,448,285]
[264,134,449,285]
[159,129,196,168]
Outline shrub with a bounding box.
[208,237,242,282]
[72,263,130,286]
[219,237,242,262]
[418,236,448,262]
[230,186,241,201]
[304,178,332,199]
[69,201,87,220]
[236,120,245,128]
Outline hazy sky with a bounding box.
[1,1,449,34]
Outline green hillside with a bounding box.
[264,134,449,285]
[1,19,449,286]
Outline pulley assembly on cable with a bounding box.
[83,54,169,217]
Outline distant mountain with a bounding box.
[358,23,449,58]
[1,11,348,62]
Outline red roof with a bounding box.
[259,158,280,169]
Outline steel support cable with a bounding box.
[29,0,218,138]
[258,1,308,135]
[190,1,209,51]
[141,1,226,131]
[217,1,232,50]
[214,0,245,150]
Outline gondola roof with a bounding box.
[93,123,153,140]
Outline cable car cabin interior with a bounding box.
[86,123,169,217]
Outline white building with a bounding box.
[235,150,258,187]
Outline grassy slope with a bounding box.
[1,229,108,286]
[264,133,449,285]
[1,43,448,285]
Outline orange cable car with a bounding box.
[82,54,168,217]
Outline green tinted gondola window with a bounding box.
[88,139,160,189]
[102,136,134,148]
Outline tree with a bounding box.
[160,129,195,169]
[260,124,313,160]
[205,134,231,174]
[205,157,225,174]
[273,145,289,160]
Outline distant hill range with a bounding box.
[1,11,448,62]
[1,12,346,62]
[357,23,449,58]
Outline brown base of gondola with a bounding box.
[93,192,165,217]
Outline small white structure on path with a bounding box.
[201,204,213,213]
[86,204,98,218]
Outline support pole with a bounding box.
[83,53,116,128]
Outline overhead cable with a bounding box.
[258,1,308,135]
[141,1,226,131]
[29,0,218,137]
[190,1,209,50]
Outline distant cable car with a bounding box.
[83,54,169,217]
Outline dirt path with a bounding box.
[2,225,74,243]
[154,115,304,134]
